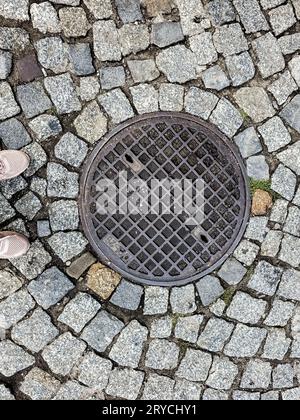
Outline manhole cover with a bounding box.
[80,112,250,287]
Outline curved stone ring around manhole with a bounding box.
[79,112,250,287]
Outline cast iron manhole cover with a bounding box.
[80,112,250,287]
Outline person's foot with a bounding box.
[0,232,30,259]
[0,150,30,181]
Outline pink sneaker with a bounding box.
[0,150,30,181]
[0,232,30,259]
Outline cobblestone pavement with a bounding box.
[0,0,300,401]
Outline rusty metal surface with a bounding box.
[80,112,250,286]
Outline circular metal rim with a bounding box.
[79,112,251,287]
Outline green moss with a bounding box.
[222,288,235,306]
[249,178,280,200]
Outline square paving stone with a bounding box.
[99,88,134,124]
[248,261,283,296]
[54,133,88,168]
[224,325,267,358]
[77,352,112,390]
[0,289,35,329]
[44,73,81,115]
[49,200,79,232]
[280,94,300,134]
[190,32,218,66]
[99,67,126,90]
[218,258,247,285]
[233,0,269,33]
[15,192,42,221]
[151,22,184,48]
[203,389,229,400]
[269,4,296,36]
[79,76,100,101]
[197,318,235,352]
[0,118,32,149]
[83,0,112,19]
[42,332,86,376]
[23,142,47,177]
[37,220,51,238]
[209,98,243,137]
[176,349,212,382]
[0,50,12,79]
[234,87,275,123]
[0,270,22,300]
[156,45,198,84]
[270,199,288,224]
[128,59,160,83]
[130,84,159,114]
[247,156,270,180]
[0,82,21,121]
[106,368,144,400]
[68,44,94,76]
[233,391,260,400]
[47,232,88,262]
[196,275,224,306]
[0,340,35,378]
[35,37,69,74]
[185,87,219,120]
[174,379,202,400]
[284,206,300,237]
[226,292,267,324]
[115,0,143,23]
[252,33,285,79]
[81,310,124,353]
[93,20,121,62]
[119,24,150,56]
[170,284,196,314]
[28,267,74,310]
[268,70,298,106]
[9,240,52,280]
[213,24,248,57]
[0,385,15,400]
[109,320,148,368]
[262,329,291,360]
[110,279,143,311]
[146,339,180,371]
[277,142,300,176]
[47,163,79,198]
[202,65,230,91]
[278,269,300,301]
[142,373,174,400]
[271,165,296,201]
[273,364,294,389]
[66,252,96,280]
[1,175,27,200]
[240,360,272,389]
[0,0,29,21]
[0,27,30,52]
[278,235,300,268]
[11,308,59,353]
[282,388,300,400]
[176,0,210,36]
[207,0,236,25]
[264,299,295,327]
[245,217,269,242]
[174,315,204,344]
[206,357,239,391]
[74,101,107,144]
[143,286,169,315]
[233,240,260,266]
[20,368,60,401]
[225,51,255,86]
[30,2,61,35]
[58,293,101,333]
[16,81,52,119]
[29,114,62,141]
[59,7,89,38]
[150,317,172,339]
[258,116,291,153]
[261,230,283,258]
[159,83,184,112]
[0,192,15,223]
